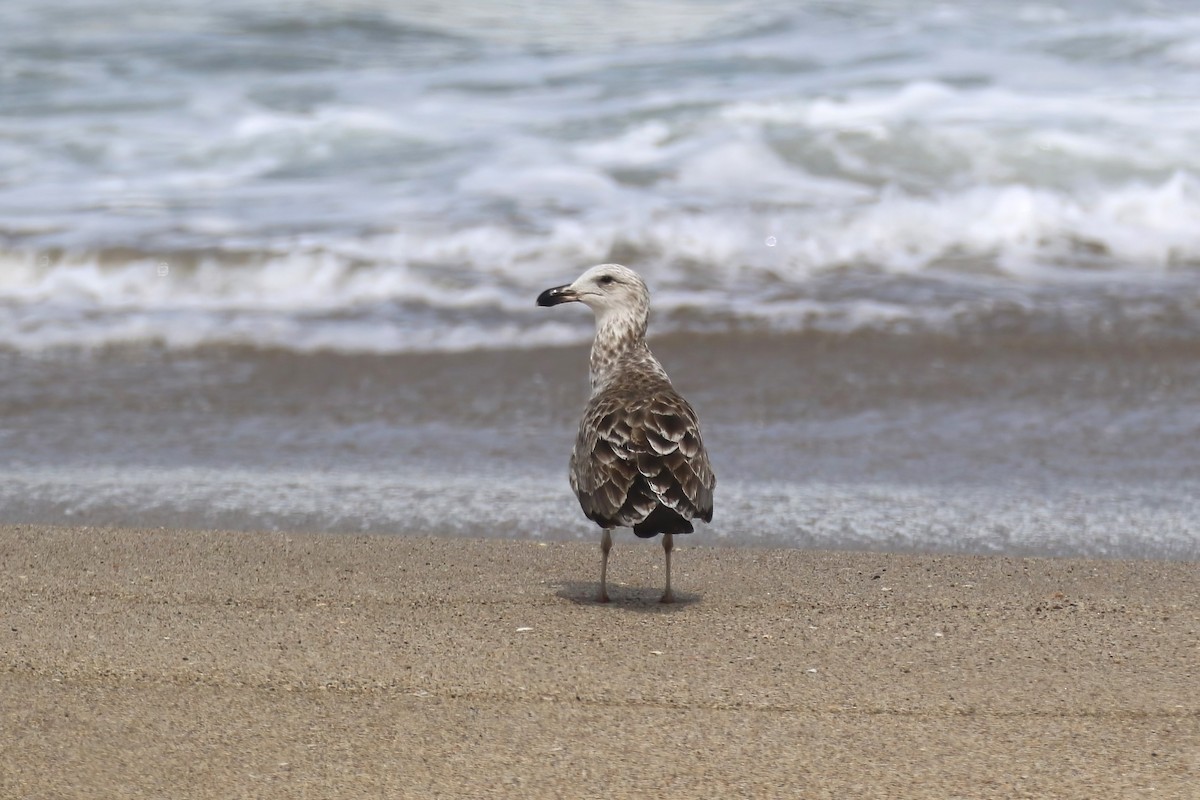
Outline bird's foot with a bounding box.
[597,591,610,604]
[659,590,675,604]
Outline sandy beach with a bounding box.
[5,4,1200,797]
[1,524,1197,798]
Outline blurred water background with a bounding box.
[2,1,1200,558]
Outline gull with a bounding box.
[537,264,715,603]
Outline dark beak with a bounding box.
[536,284,578,307]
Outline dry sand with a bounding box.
[2,524,1197,798]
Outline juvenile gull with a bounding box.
[537,264,715,603]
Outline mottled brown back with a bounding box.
[569,373,715,537]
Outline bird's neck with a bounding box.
[589,308,662,391]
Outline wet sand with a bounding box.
[2,524,1197,798]
[6,335,1200,558]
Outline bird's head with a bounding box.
[536,264,649,324]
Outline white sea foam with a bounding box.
[2,0,1200,352]
[5,465,1197,559]
[3,164,1200,353]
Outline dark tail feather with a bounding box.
[633,504,694,538]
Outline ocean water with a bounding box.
[2,0,1200,559]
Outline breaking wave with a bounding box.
[3,1,1200,352]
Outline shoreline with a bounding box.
[2,524,1198,798]
[5,336,1200,560]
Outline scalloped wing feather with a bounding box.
[570,386,715,530]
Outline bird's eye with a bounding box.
[598,275,615,285]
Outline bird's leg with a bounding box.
[598,528,612,603]
[660,533,675,604]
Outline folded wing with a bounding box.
[570,389,715,534]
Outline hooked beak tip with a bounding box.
[537,285,577,307]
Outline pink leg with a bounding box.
[598,529,612,603]
[660,533,675,604]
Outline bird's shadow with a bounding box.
[554,581,701,611]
